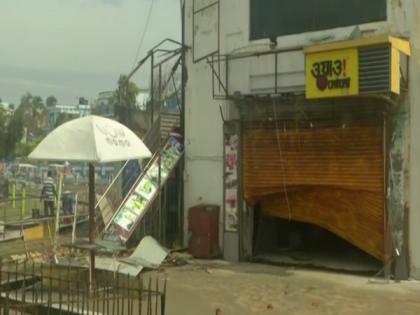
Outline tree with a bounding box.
[16,92,47,141]
[4,108,24,157]
[55,113,77,128]
[0,107,8,157]
[46,95,58,107]
[0,92,48,158]
[32,96,45,117]
[113,75,140,128]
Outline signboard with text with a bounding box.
[113,137,184,240]
[306,48,359,99]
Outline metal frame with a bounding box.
[192,0,220,63]
[128,39,186,126]
[207,46,304,100]
[128,38,186,80]
[106,140,185,243]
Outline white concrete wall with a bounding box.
[184,0,224,247]
[386,0,420,279]
[408,13,420,281]
[184,0,420,275]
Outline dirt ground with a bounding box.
[153,260,420,315]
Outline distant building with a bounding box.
[92,88,153,121]
[47,104,91,129]
[136,89,149,111]
[93,91,114,118]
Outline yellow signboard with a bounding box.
[306,48,359,99]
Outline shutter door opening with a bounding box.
[243,124,385,261]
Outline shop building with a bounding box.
[182,0,420,279]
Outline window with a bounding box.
[250,0,387,40]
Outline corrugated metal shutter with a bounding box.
[243,124,385,260]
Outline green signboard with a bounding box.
[250,0,387,40]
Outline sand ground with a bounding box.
[152,260,420,315]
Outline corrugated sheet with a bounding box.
[243,125,385,260]
[143,112,180,154]
[160,112,180,140]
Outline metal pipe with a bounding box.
[206,57,227,95]
[128,38,187,80]
[72,193,79,244]
[128,54,151,80]
[149,38,184,53]
[214,45,303,63]
[180,0,186,247]
[383,112,389,278]
[95,160,129,209]
[89,163,96,291]
[153,49,182,69]
[154,49,176,54]
[159,64,162,112]
[161,56,182,98]
[158,63,163,241]
[151,52,155,127]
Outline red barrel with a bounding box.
[188,204,220,258]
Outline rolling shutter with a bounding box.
[243,124,385,260]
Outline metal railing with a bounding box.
[0,260,167,315]
[94,161,142,239]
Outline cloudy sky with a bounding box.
[0,0,181,105]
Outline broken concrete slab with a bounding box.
[95,257,143,276]
[119,236,169,269]
[95,236,169,276]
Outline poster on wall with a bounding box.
[113,136,184,239]
[225,134,239,232]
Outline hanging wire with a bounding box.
[272,100,292,221]
[131,0,155,69]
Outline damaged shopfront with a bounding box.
[221,36,411,278]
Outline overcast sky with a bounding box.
[0,0,181,105]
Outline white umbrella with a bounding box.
[29,115,152,288]
[29,115,151,162]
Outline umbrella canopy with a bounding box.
[29,115,152,162]
[28,115,152,290]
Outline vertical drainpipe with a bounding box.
[180,0,186,246]
[150,51,155,128]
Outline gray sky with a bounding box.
[0,0,181,105]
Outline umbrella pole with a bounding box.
[89,163,96,291]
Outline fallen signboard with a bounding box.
[112,136,184,241]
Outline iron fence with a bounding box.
[0,260,166,315]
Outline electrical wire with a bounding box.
[272,100,292,221]
[131,0,155,69]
